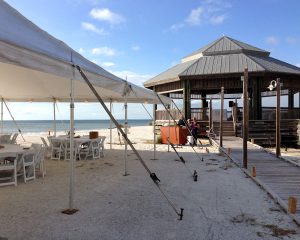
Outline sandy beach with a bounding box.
[0,126,299,240]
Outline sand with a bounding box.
[0,126,299,240]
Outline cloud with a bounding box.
[131,45,141,51]
[90,8,125,25]
[168,0,230,32]
[185,7,204,26]
[109,70,153,86]
[296,63,300,68]
[210,14,227,25]
[169,23,185,32]
[92,47,117,56]
[81,22,108,35]
[102,62,115,67]
[265,36,279,46]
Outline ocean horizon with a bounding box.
[0,119,152,134]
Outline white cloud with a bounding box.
[168,0,230,32]
[109,70,153,86]
[90,8,125,25]
[169,23,185,32]
[81,22,108,35]
[296,63,300,68]
[265,36,279,46]
[92,47,116,56]
[132,45,141,51]
[102,62,115,67]
[185,7,204,26]
[210,14,227,25]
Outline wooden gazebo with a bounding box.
[144,36,300,120]
[144,36,300,146]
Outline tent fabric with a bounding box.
[0,1,170,104]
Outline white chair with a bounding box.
[77,141,91,160]
[41,137,50,158]
[89,137,106,159]
[0,134,12,144]
[50,139,63,160]
[64,141,81,161]
[22,152,35,183]
[0,154,17,187]
[9,133,18,144]
[34,146,46,178]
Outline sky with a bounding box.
[3,0,300,120]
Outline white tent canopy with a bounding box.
[0,1,170,104]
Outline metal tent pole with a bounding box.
[124,95,128,176]
[110,100,112,150]
[68,70,75,211]
[168,103,171,152]
[152,101,157,160]
[53,99,57,137]
[1,98,3,135]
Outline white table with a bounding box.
[0,144,34,159]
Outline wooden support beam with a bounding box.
[220,87,224,147]
[182,79,191,119]
[276,78,281,158]
[288,89,294,108]
[209,98,212,131]
[242,68,249,169]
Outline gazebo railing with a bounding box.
[237,107,300,120]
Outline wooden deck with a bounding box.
[212,136,300,225]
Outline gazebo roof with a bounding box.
[144,36,300,88]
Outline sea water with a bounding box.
[0,119,151,134]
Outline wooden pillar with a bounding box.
[252,77,262,120]
[182,79,191,119]
[220,87,224,147]
[209,98,213,131]
[276,78,281,158]
[242,68,249,169]
[288,89,294,108]
[201,92,207,120]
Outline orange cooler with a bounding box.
[160,126,188,145]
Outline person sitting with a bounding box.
[177,114,185,126]
[191,118,198,145]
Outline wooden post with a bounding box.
[182,79,191,119]
[220,87,224,147]
[288,197,297,214]
[276,78,281,158]
[242,68,249,169]
[209,97,212,131]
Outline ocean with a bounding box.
[0,119,151,134]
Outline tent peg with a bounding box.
[178,208,184,220]
[193,170,198,182]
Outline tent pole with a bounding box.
[110,100,112,150]
[168,103,171,152]
[53,99,56,137]
[68,73,75,211]
[124,96,128,176]
[1,98,3,135]
[152,102,157,160]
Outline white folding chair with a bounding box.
[9,133,18,144]
[89,137,106,159]
[0,154,17,187]
[41,137,50,158]
[34,146,46,178]
[50,139,63,160]
[77,141,91,160]
[22,152,35,183]
[0,134,12,144]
